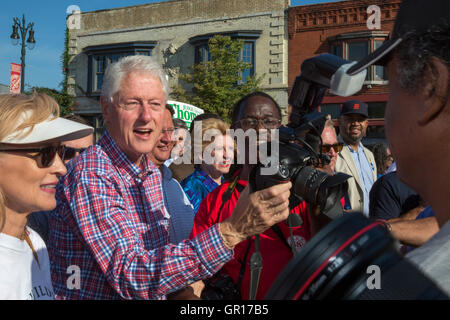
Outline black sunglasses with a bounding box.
[63,147,87,161]
[321,143,344,154]
[0,145,66,168]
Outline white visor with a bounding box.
[1,112,94,145]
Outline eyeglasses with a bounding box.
[63,147,88,161]
[117,100,163,112]
[385,155,394,162]
[161,128,175,135]
[321,143,344,154]
[234,117,281,130]
[0,145,66,168]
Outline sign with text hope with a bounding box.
[168,100,204,129]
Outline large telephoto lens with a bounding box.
[265,213,448,300]
[292,166,349,215]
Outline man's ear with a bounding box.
[418,57,449,125]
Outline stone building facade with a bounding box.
[288,0,401,142]
[0,84,9,94]
[67,0,289,137]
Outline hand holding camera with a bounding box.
[218,181,292,248]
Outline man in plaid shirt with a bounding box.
[47,55,292,299]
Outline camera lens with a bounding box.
[265,213,448,300]
[292,166,349,215]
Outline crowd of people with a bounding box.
[0,0,448,300]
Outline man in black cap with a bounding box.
[348,0,449,295]
[335,100,377,217]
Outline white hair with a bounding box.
[101,55,169,102]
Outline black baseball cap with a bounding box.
[347,0,450,75]
[340,100,369,118]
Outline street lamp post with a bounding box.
[10,14,36,93]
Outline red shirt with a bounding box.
[190,174,312,300]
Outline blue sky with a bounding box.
[0,0,338,91]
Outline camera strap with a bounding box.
[237,240,252,294]
[249,235,262,300]
[219,174,250,295]
[218,175,241,221]
[271,224,295,254]
[219,174,293,299]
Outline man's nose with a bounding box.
[161,130,172,142]
[139,103,153,121]
[256,119,265,130]
[330,148,337,157]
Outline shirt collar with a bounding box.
[98,130,157,180]
[338,135,364,153]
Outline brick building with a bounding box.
[67,0,289,138]
[288,0,401,142]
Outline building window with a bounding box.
[329,32,388,84]
[346,41,368,62]
[332,43,342,57]
[85,42,156,94]
[373,40,387,81]
[367,102,386,119]
[189,31,261,83]
[195,43,211,64]
[240,42,254,83]
[94,56,106,93]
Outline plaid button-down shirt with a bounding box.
[47,131,232,300]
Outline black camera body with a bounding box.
[252,131,350,218]
[201,273,241,300]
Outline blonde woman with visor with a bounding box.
[0,93,93,299]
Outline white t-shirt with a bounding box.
[0,227,54,300]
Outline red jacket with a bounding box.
[190,174,312,300]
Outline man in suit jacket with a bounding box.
[335,100,377,216]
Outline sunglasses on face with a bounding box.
[63,147,88,161]
[321,143,344,154]
[0,145,66,168]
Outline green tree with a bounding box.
[58,26,75,117]
[171,35,264,122]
